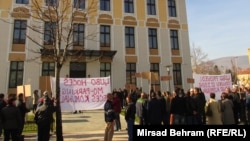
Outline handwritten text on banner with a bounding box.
[51,76,111,111]
[193,74,232,100]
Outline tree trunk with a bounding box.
[55,64,64,141]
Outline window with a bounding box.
[150,63,160,87]
[170,30,179,50]
[70,62,86,78]
[168,0,177,17]
[100,0,110,11]
[13,20,27,44]
[74,0,85,9]
[100,25,110,47]
[148,28,158,49]
[44,22,56,45]
[16,0,29,4]
[125,27,135,48]
[147,0,156,15]
[124,0,134,13]
[173,63,182,85]
[73,24,85,46]
[9,61,24,88]
[42,62,55,76]
[100,62,111,77]
[45,0,58,6]
[126,63,136,85]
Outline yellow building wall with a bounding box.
[113,0,122,19]
[158,0,167,22]
[137,0,146,21]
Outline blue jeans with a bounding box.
[127,119,134,141]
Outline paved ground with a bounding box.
[24,110,128,141]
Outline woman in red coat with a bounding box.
[112,92,122,131]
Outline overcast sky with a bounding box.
[186,0,250,60]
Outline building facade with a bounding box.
[0,0,192,95]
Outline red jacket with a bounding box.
[112,97,121,113]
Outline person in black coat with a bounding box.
[125,93,136,141]
[170,88,186,125]
[1,97,22,141]
[147,91,163,125]
[16,93,30,137]
[104,93,115,141]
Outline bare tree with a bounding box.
[2,0,98,140]
[190,43,214,74]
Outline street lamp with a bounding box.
[166,65,171,92]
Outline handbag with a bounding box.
[205,103,213,116]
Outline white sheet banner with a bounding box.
[193,74,232,100]
[51,76,111,111]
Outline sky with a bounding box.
[186,0,250,60]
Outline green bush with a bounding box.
[23,113,37,134]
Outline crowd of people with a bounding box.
[0,90,56,141]
[104,84,250,141]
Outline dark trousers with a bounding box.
[127,119,134,141]
[37,122,51,141]
[3,129,19,141]
[114,112,121,130]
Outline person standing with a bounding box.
[205,93,222,125]
[104,93,115,141]
[34,93,55,141]
[221,92,235,125]
[112,92,122,131]
[147,91,163,125]
[1,97,22,141]
[136,92,148,125]
[0,93,7,137]
[16,93,30,137]
[125,93,136,141]
[192,87,206,125]
[170,88,186,125]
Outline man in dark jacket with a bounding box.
[125,93,136,141]
[1,97,22,141]
[170,88,186,125]
[104,93,115,141]
[147,91,163,125]
[16,93,30,137]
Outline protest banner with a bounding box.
[193,74,232,100]
[50,76,111,111]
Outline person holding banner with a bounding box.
[16,93,30,138]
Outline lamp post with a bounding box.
[166,66,171,92]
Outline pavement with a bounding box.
[24,110,128,141]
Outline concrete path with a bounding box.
[24,110,128,141]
